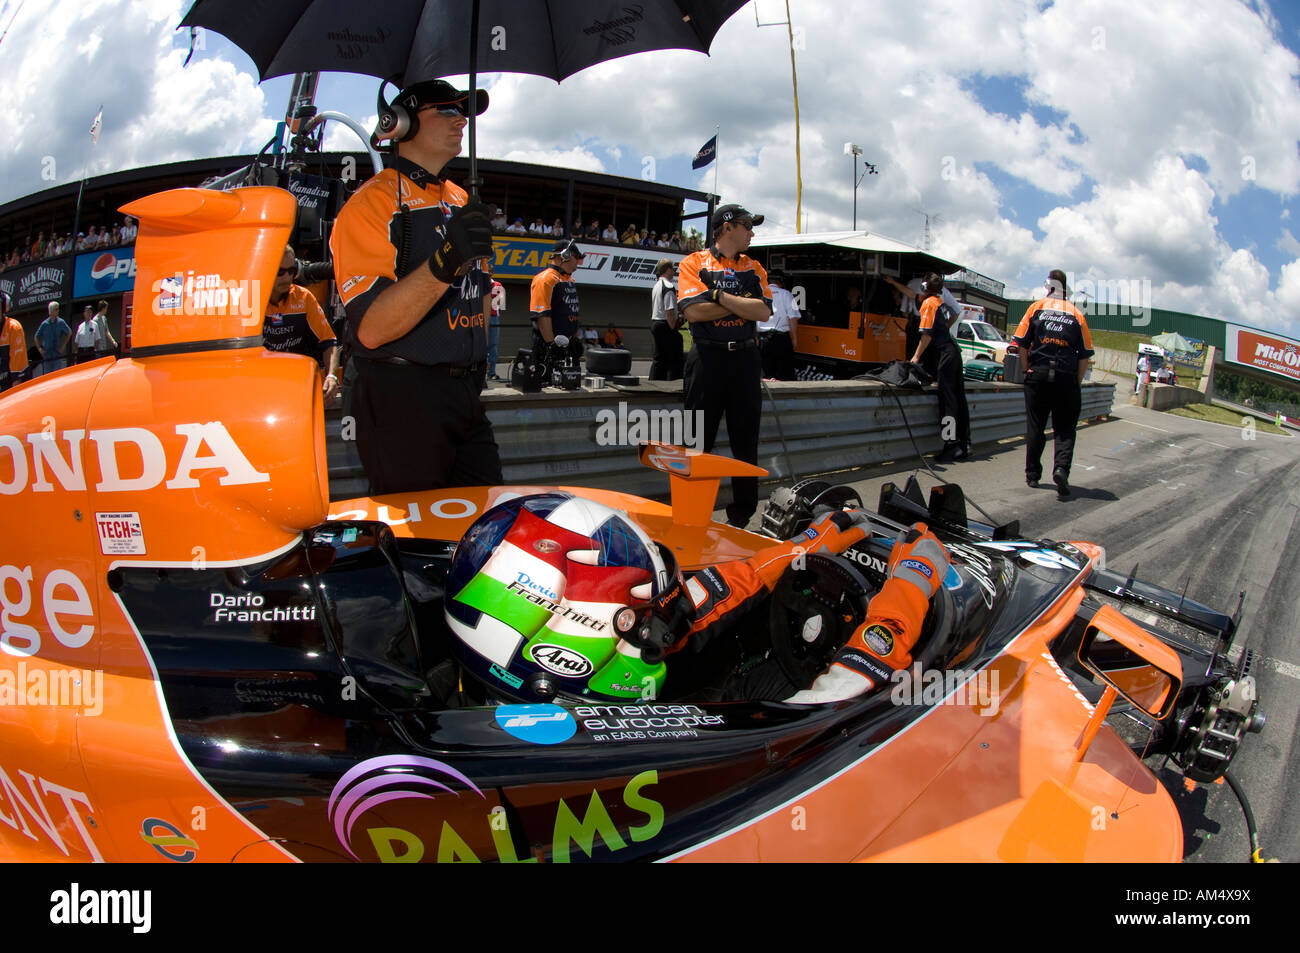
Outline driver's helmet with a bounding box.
[444,492,690,703]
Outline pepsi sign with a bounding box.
[74,247,137,297]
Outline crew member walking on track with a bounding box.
[265,244,341,402]
[331,78,500,495]
[530,238,585,377]
[758,270,799,380]
[678,203,772,528]
[910,272,971,463]
[648,259,683,380]
[1013,269,1094,497]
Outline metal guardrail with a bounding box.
[327,379,1115,501]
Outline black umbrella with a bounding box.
[181,0,750,193]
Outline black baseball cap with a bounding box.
[712,204,764,229]
[398,79,489,116]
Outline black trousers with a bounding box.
[649,321,684,380]
[684,345,762,524]
[352,358,502,495]
[760,331,795,380]
[1024,371,1082,480]
[934,343,971,446]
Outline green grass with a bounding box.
[1166,403,1286,434]
[1091,329,1151,352]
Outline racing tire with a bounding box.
[585,347,631,376]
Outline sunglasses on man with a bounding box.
[419,104,465,118]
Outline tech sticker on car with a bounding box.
[95,511,145,555]
[495,704,577,745]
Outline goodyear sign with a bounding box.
[74,247,136,297]
[492,237,685,289]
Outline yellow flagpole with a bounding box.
[786,0,802,232]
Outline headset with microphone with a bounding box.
[553,239,585,264]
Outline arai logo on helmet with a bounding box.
[534,539,561,554]
[531,644,594,678]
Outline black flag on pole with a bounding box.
[692,135,717,169]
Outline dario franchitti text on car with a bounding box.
[575,703,725,731]
[209,593,317,622]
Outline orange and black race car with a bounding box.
[0,187,1265,863]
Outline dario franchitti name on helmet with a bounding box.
[574,703,724,731]
[506,578,607,632]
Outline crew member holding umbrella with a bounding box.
[330,79,500,494]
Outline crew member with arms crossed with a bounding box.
[1013,269,1094,497]
[331,79,499,494]
[263,244,341,402]
[677,203,771,528]
[529,238,585,378]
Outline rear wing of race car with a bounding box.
[876,476,1022,543]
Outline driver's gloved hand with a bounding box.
[786,523,950,705]
[748,509,869,590]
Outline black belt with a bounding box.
[360,355,483,376]
[695,338,757,351]
[759,330,788,338]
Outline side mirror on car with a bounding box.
[1073,605,1183,760]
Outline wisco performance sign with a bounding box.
[1225,324,1300,383]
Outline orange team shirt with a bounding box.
[1012,296,1094,373]
[529,265,580,337]
[918,295,956,349]
[330,156,489,367]
[3,318,27,372]
[263,284,336,363]
[676,248,771,342]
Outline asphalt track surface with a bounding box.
[726,395,1298,864]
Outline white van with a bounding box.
[953,305,1010,363]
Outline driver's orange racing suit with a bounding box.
[670,512,952,704]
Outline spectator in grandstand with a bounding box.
[491,207,507,231]
[529,217,549,236]
[585,219,601,241]
[669,232,682,250]
[601,222,618,243]
[621,224,638,244]
[506,217,527,235]
[552,217,565,236]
